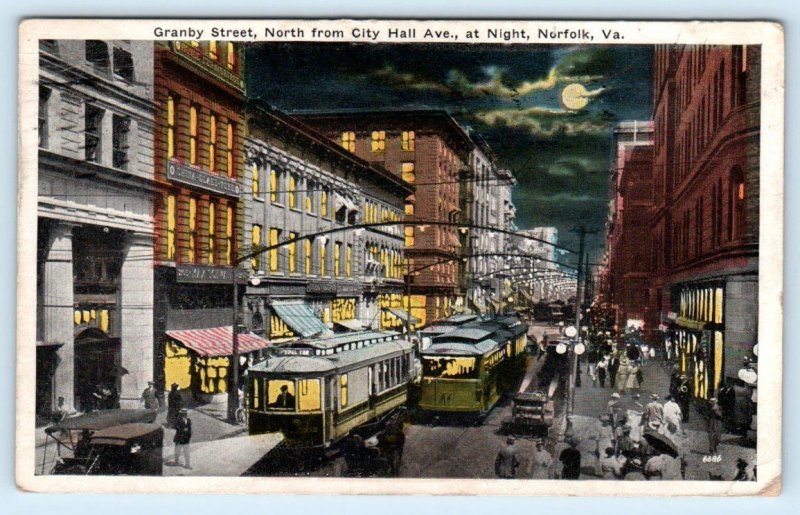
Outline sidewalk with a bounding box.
[560,358,756,480]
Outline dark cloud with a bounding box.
[245,42,653,257]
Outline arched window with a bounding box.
[730,166,746,240]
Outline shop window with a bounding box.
[112,47,134,81]
[270,315,294,339]
[251,224,262,271]
[269,228,279,272]
[341,131,355,152]
[166,195,176,260]
[187,198,197,263]
[371,130,386,152]
[227,123,235,177]
[112,114,130,170]
[166,95,176,159]
[401,130,415,151]
[401,162,416,183]
[84,104,103,163]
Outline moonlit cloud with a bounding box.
[475,106,613,136]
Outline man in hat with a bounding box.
[172,408,192,469]
[166,383,183,429]
[558,437,582,479]
[140,381,160,410]
[607,392,621,431]
[663,395,683,435]
[704,398,724,454]
[272,384,295,409]
[526,439,553,479]
[495,436,520,479]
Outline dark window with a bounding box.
[84,104,103,163]
[39,86,51,149]
[39,40,58,54]
[112,47,134,81]
[112,115,130,169]
[85,40,110,72]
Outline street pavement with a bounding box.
[561,357,757,480]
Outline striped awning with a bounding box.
[166,326,270,357]
[271,300,329,337]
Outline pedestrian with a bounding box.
[625,363,641,391]
[704,398,724,454]
[597,356,608,388]
[669,365,681,398]
[495,437,520,479]
[616,426,637,458]
[51,396,67,425]
[558,438,582,479]
[599,447,625,479]
[171,408,192,469]
[608,354,620,388]
[378,410,407,477]
[141,381,160,410]
[607,392,621,430]
[663,395,683,434]
[642,394,665,432]
[526,440,553,479]
[649,347,656,360]
[616,356,631,393]
[626,393,645,443]
[166,383,183,429]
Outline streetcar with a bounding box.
[246,331,415,450]
[418,314,481,348]
[418,315,528,416]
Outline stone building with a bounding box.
[243,104,413,339]
[37,39,155,416]
[649,45,760,406]
[295,109,475,325]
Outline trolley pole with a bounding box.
[566,227,590,435]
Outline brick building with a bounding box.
[294,110,475,325]
[151,41,259,398]
[649,45,760,406]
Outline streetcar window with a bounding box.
[421,357,478,379]
[266,380,296,410]
[340,374,348,408]
[298,378,321,411]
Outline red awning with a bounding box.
[166,326,271,357]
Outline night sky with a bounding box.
[245,43,653,262]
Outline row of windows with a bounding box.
[363,200,402,225]
[365,244,405,280]
[85,40,135,81]
[179,40,238,73]
[340,130,416,153]
[251,225,353,278]
[165,94,236,177]
[678,285,724,324]
[263,167,331,217]
[164,195,234,264]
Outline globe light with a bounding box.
[753,344,759,357]
[574,342,586,355]
[556,342,568,355]
[564,326,578,338]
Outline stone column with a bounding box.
[42,222,75,411]
[119,231,155,407]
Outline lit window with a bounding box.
[405,202,414,216]
[209,41,218,61]
[341,131,356,152]
[288,174,297,209]
[401,162,415,183]
[305,240,312,275]
[209,114,217,172]
[207,202,216,264]
[288,232,297,273]
[404,226,415,247]
[166,95,175,159]
[270,169,278,203]
[340,374,348,408]
[346,244,352,277]
[401,130,415,151]
[298,378,321,412]
[251,224,262,271]
[252,163,259,196]
[334,242,341,277]
[371,131,386,152]
[305,182,313,213]
[225,206,233,265]
[189,105,198,165]
[319,241,327,276]
[226,123,234,177]
[269,228,279,272]
[166,195,176,260]
[226,42,236,71]
[188,198,197,263]
[320,189,328,217]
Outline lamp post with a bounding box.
[557,325,586,439]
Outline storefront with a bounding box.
[673,282,725,401]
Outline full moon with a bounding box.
[560,83,590,110]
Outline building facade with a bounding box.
[649,45,760,408]
[295,110,475,325]
[152,40,253,399]
[243,105,413,341]
[37,39,155,416]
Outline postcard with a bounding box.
[16,19,783,495]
